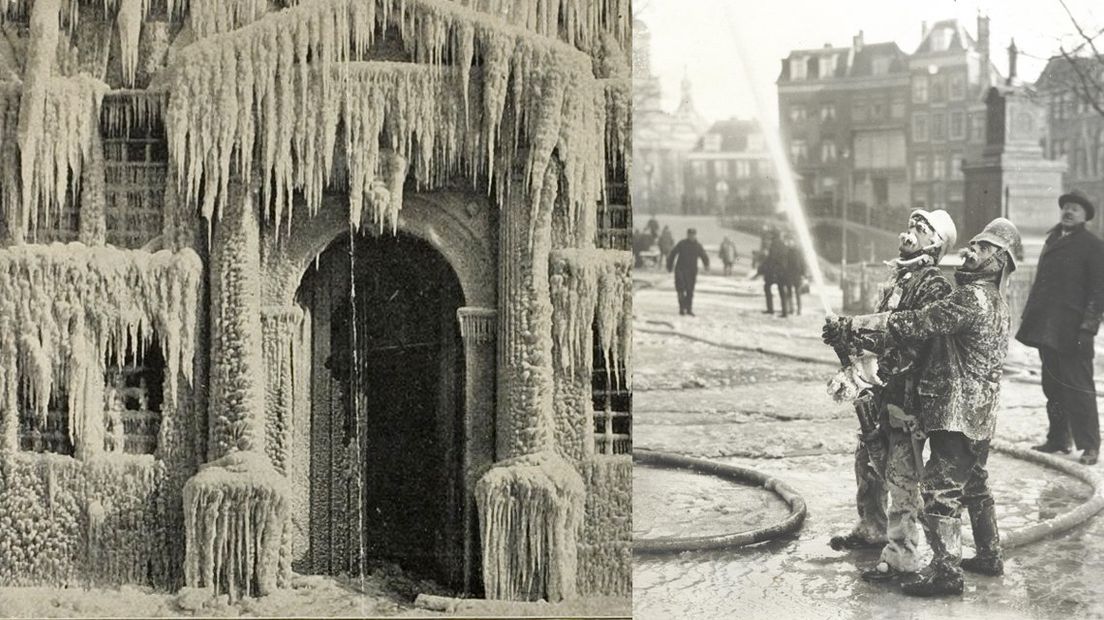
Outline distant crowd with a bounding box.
[633,216,807,318]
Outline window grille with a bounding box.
[103,342,165,455]
[597,154,630,251]
[102,91,168,249]
[18,389,74,456]
[591,323,631,455]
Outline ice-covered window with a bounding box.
[18,389,74,456]
[592,323,630,455]
[103,342,165,455]
[102,91,168,249]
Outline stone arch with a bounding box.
[262,189,496,309]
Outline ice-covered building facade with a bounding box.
[0,0,631,603]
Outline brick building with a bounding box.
[682,119,778,216]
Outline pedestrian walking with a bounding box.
[720,237,738,276]
[1017,190,1104,466]
[645,214,661,240]
[827,217,1020,596]
[658,225,674,269]
[822,209,956,582]
[667,228,710,316]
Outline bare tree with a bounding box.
[1054,0,1104,117]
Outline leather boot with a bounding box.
[901,515,964,597]
[961,500,1003,576]
[1035,402,1072,453]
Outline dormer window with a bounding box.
[790,56,807,81]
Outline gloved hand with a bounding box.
[822,316,852,348]
[1078,330,1096,357]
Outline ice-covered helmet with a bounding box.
[909,208,957,259]
[970,217,1022,272]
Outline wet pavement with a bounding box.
[632,249,1104,620]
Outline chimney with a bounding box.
[853,30,864,53]
[978,13,991,90]
[1007,38,1018,84]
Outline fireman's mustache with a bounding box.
[960,248,977,262]
[899,231,917,246]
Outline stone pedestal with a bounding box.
[963,85,1066,246]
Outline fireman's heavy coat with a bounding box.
[861,274,1010,441]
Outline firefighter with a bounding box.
[827,217,1020,596]
[823,209,956,584]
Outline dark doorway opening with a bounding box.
[300,231,467,588]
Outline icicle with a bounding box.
[475,451,584,601]
[165,0,604,236]
[116,0,145,88]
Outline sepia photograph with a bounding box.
[633,0,1104,618]
[0,0,631,618]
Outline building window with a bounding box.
[821,141,837,162]
[104,343,165,455]
[950,152,964,179]
[949,74,966,100]
[591,323,630,455]
[950,111,966,140]
[932,183,946,209]
[871,101,887,120]
[930,75,946,102]
[912,76,929,103]
[913,189,928,207]
[873,178,889,205]
[736,160,751,178]
[102,91,168,249]
[872,57,891,76]
[820,104,836,121]
[913,113,929,142]
[970,112,986,143]
[789,57,807,81]
[692,160,706,178]
[914,155,928,181]
[789,105,807,122]
[932,154,946,179]
[931,113,946,141]
[18,390,74,456]
[790,140,808,164]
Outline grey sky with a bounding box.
[637,0,1103,127]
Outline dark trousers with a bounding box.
[675,270,697,314]
[764,282,787,314]
[922,431,993,519]
[1040,347,1100,452]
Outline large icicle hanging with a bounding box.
[443,0,631,55]
[167,0,269,40]
[182,450,292,602]
[0,243,203,454]
[165,0,607,243]
[548,248,632,385]
[17,75,108,239]
[115,0,147,88]
[475,451,584,602]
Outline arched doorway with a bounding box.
[296,230,467,587]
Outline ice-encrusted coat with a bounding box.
[857,274,1010,440]
[874,263,953,384]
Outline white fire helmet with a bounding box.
[909,209,957,258]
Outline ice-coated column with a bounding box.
[457,305,496,591]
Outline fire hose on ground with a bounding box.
[633,449,807,554]
[633,442,1104,555]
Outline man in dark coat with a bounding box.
[658,225,675,267]
[829,217,1021,596]
[823,209,956,583]
[754,229,787,315]
[781,232,807,316]
[667,228,710,316]
[1017,190,1104,466]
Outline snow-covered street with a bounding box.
[632,241,1104,620]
